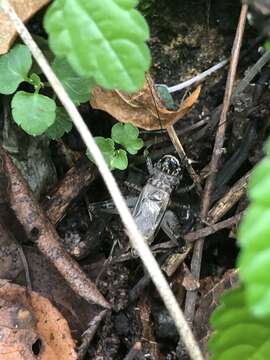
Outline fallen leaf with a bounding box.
[0,236,103,339]
[0,0,51,55]
[0,281,77,360]
[90,74,201,130]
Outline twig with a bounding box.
[0,2,204,359]
[0,151,32,290]
[17,244,32,291]
[168,59,228,93]
[184,212,243,242]
[184,3,248,327]
[231,49,270,101]
[167,125,202,193]
[77,310,107,360]
[208,170,251,223]
[42,156,97,224]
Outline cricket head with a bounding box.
[155,155,181,177]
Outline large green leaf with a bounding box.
[237,153,270,317]
[44,0,151,91]
[0,44,32,94]
[11,91,56,136]
[52,57,94,104]
[209,286,270,360]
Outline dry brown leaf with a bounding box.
[0,281,77,360]
[0,0,51,54]
[0,241,101,340]
[90,74,201,130]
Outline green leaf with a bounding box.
[156,84,177,110]
[52,57,94,105]
[248,159,270,206]
[44,0,151,91]
[209,286,270,360]
[28,73,42,92]
[111,149,128,170]
[237,147,270,317]
[238,205,270,317]
[45,107,72,139]
[86,137,116,169]
[11,91,56,136]
[111,122,144,155]
[0,44,32,94]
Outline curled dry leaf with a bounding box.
[0,0,51,54]
[90,74,201,130]
[0,281,77,360]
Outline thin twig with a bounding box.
[167,125,202,193]
[168,59,228,93]
[77,310,107,360]
[208,170,251,223]
[42,157,97,225]
[184,3,249,327]
[17,244,32,291]
[0,2,204,359]
[184,212,243,242]
[232,49,270,101]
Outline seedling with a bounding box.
[87,123,144,170]
[0,44,92,137]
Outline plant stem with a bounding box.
[168,59,228,93]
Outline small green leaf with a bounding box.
[28,73,42,92]
[156,84,177,110]
[52,57,94,104]
[111,122,144,155]
[44,0,151,91]
[209,286,270,360]
[111,149,128,170]
[86,137,116,169]
[11,91,56,136]
[45,107,72,139]
[0,44,32,94]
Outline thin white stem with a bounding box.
[0,2,204,359]
[168,59,228,93]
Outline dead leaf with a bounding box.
[16,247,102,339]
[0,281,77,360]
[90,74,201,130]
[0,0,51,55]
